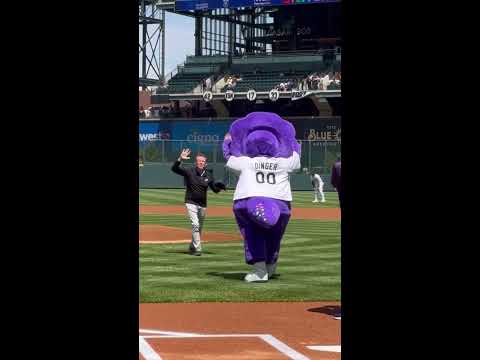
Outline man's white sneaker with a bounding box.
[312,199,319,203]
[244,262,268,282]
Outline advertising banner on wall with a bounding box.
[175,0,338,12]
[138,122,172,145]
[139,120,233,147]
[171,121,231,144]
[139,117,341,146]
[290,117,341,146]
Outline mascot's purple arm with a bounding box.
[223,112,299,265]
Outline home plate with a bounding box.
[307,345,341,353]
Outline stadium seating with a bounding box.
[156,53,340,94]
[156,56,228,94]
[223,71,308,92]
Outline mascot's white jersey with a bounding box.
[226,152,301,201]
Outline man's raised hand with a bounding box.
[179,148,191,161]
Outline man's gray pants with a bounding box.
[185,203,206,252]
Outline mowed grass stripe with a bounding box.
[140,214,339,229]
[139,189,340,208]
[139,189,234,207]
[140,230,340,302]
[140,249,339,261]
[139,192,340,302]
[140,189,228,205]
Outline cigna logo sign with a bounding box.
[186,132,220,143]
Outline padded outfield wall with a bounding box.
[139,116,341,190]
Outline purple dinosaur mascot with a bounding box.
[223,112,301,282]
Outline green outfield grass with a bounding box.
[140,188,340,208]
[139,189,341,303]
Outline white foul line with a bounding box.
[139,336,162,360]
[139,328,200,336]
[260,334,311,360]
[142,334,263,339]
[307,345,341,353]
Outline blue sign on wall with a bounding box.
[139,122,172,145]
[171,121,231,143]
[139,117,341,144]
[139,120,233,146]
[175,0,338,12]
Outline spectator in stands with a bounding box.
[314,73,323,89]
[313,73,320,88]
[185,101,193,118]
[309,73,321,90]
[302,77,308,90]
[319,73,327,90]
[334,72,341,84]
[306,75,312,90]
[226,75,241,90]
[321,73,334,90]
[139,106,145,118]
[294,77,302,90]
[144,107,151,118]
[205,77,212,91]
[226,76,234,90]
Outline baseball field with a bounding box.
[139,189,341,359]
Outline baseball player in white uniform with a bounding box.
[311,172,326,203]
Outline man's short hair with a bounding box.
[196,153,207,160]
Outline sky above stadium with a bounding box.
[165,12,195,75]
[139,11,195,81]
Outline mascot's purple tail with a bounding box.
[245,197,281,229]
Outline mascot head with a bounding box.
[226,112,299,159]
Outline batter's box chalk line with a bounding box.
[139,328,316,360]
[307,345,341,353]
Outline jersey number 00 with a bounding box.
[256,172,276,184]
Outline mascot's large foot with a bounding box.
[244,261,268,282]
[267,263,277,277]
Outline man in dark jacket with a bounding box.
[331,158,342,210]
[331,157,342,320]
[171,148,226,255]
